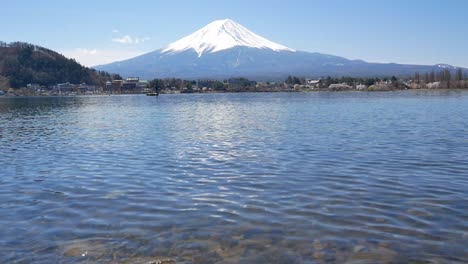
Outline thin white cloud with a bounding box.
[135,37,151,44]
[76,48,97,55]
[112,35,150,44]
[112,29,119,33]
[112,35,133,44]
[61,48,146,67]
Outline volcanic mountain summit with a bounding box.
[95,19,462,80]
[162,19,295,57]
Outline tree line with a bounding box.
[286,75,399,87]
[148,78,257,92]
[413,68,467,88]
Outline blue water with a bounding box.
[0,91,467,263]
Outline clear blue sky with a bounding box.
[2,0,468,67]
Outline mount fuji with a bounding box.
[95,19,463,80]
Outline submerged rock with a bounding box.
[312,240,327,251]
[120,257,176,264]
[62,239,110,258]
[147,259,176,264]
[345,246,398,263]
[239,248,302,264]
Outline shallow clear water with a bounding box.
[0,91,467,263]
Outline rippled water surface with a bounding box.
[1,91,467,263]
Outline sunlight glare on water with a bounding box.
[0,91,467,263]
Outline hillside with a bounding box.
[0,41,112,89]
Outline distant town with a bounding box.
[1,70,468,97]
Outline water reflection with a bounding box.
[0,92,467,263]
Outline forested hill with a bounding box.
[0,41,113,88]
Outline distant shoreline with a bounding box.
[1,88,467,98]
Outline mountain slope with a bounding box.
[162,19,294,57]
[0,42,112,88]
[95,19,466,80]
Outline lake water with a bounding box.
[0,91,467,263]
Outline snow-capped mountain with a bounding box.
[162,19,294,57]
[435,64,457,70]
[95,19,465,80]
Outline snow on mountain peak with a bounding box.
[436,63,455,69]
[162,19,295,57]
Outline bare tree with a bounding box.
[429,71,435,83]
[440,69,452,88]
